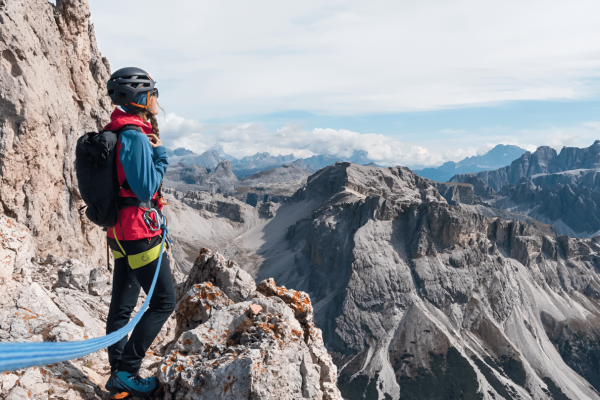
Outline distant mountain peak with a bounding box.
[207,143,237,161]
[172,147,196,157]
[414,143,526,182]
[207,142,224,152]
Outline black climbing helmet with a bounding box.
[107,67,156,107]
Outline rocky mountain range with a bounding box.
[163,159,310,204]
[164,162,600,400]
[414,144,527,182]
[163,144,527,209]
[164,160,240,193]
[168,144,373,178]
[451,141,600,237]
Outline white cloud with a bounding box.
[158,112,600,167]
[89,0,600,119]
[158,112,442,166]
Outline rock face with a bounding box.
[241,162,600,400]
[235,160,311,201]
[429,181,478,205]
[452,141,600,192]
[160,189,271,276]
[165,189,250,224]
[158,249,342,400]
[489,178,600,237]
[0,0,111,264]
[451,142,600,236]
[0,210,118,398]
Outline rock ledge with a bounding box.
[158,249,342,400]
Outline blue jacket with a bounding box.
[118,129,169,202]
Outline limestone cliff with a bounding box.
[243,163,600,400]
[451,141,600,237]
[0,0,111,264]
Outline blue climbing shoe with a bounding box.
[105,371,158,398]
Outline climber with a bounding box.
[103,67,176,399]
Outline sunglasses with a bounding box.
[151,88,159,98]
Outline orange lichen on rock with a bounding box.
[256,278,314,324]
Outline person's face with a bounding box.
[148,93,159,116]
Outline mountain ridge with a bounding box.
[164,162,600,399]
[166,147,376,178]
[450,141,600,237]
[414,144,527,182]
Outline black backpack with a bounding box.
[75,125,142,228]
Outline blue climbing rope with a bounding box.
[0,219,168,373]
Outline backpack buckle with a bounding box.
[143,208,162,232]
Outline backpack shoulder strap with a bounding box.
[107,125,144,194]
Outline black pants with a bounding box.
[106,235,176,374]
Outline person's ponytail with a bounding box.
[148,113,160,137]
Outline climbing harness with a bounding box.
[111,226,166,270]
[0,216,168,373]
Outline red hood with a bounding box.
[104,108,153,135]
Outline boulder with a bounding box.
[57,259,90,291]
[178,248,256,303]
[157,249,342,400]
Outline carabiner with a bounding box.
[143,208,162,232]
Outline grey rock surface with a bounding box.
[489,178,600,237]
[164,160,239,194]
[450,141,600,237]
[168,162,600,399]
[0,0,111,265]
[158,249,342,400]
[160,189,266,275]
[57,259,91,291]
[178,248,256,303]
[0,211,114,399]
[165,190,250,224]
[429,181,479,205]
[235,161,311,200]
[452,140,600,192]
[260,163,600,399]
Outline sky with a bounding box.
[86,0,600,167]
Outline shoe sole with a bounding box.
[110,393,131,400]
